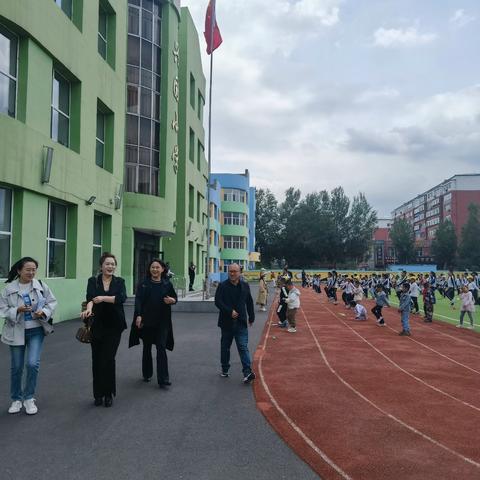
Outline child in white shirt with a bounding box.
[350,301,367,320]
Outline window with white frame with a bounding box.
[92,214,103,275]
[51,70,70,147]
[223,235,245,250]
[47,202,67,277]
[223,188,247,203]
[223,212,246,226]
[0,187,13,278]
[0,24,18,119]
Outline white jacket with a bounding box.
[285,287,301,309]
[0,278,57,346]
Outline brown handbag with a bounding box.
[76,317,93,344]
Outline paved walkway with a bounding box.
[0,299,318,480]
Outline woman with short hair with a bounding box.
[0,257,57,415]
[80,253,126,407]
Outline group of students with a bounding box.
[302,269,477,335]
[0,254,177,415]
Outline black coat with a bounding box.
[86,275,127,339]
[214,279,255,329]
[128,278,177,351]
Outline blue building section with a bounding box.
[248,186,256,269]
[210,170,258,282]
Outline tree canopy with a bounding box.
[255,187,377,268]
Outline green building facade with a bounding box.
[0,0,127,322]
[0,0,209,322]
[163,7,208,291]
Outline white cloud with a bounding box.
[294,0,341,26]
[355,87,400,104]
[373,26,437,47]
[449,9,475,28]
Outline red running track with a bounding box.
[253,288,480,480]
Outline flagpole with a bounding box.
[204,0,216,300]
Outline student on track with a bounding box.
[371,284,389,326]
[350,300,367,321]
[284,280,300,333]
[422,281,435,323]
[458,286,475,329]
[398,283,412,336]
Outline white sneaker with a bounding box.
[456,324,463,328]
[287,327,297,333]
[8,400,22,414]
[23,398,38,415]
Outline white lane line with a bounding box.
[257,301,353,479]
[326,299,480,375]
[317,304,480,413]
[301,305,480,469]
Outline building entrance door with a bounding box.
[133,232,162,292]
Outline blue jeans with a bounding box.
[401,311,410,333]
[220,324,252,375]
[10,327,45,401]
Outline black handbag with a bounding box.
[76,317,93,344]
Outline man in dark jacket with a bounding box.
[214,263,256,383]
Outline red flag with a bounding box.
[204,0,223,55]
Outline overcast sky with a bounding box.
[183,0,480,217]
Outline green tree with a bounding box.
[328,187,350,265]
[430,220,457,270]
[255,188,279,266]
[390,218,415,263]
[458,203,480,269]
[345,193,378,262]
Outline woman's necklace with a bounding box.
[102,277,112,291]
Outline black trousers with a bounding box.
[189,274,195,290]
[411,297,419,313]
[91,331,122,399]
[371,305,383,320]
[142,342,169,384]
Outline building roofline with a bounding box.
[391,173,480,214]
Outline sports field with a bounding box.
[254,288,480,479]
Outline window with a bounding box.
[223,259,246,272]
[0,187,13,278]
[0,24,18,118]
[189,128,195,163]
[190,73,195,109]
[54,0,72,19]
[223,188,246,203]
[47,202,67,278]
[223,236,245,250]
[223,212,246,226]
[92,214,103,275]
[197,140,204,171]
[51,71,70,147]
[197,91,204,121]
[98,4,108,59]
[197,192,203,222]
[96,110,105,168]
[188,185,194,218]
[125,0,162,195]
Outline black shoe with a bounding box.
[161,381,171,386]
[94,398,103,407]
[243,372,256,384]
[399,330,411,336]
[142,377,151,382]
[158,383,168,390]
[220,371,230,378]
[104,396,113,407]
